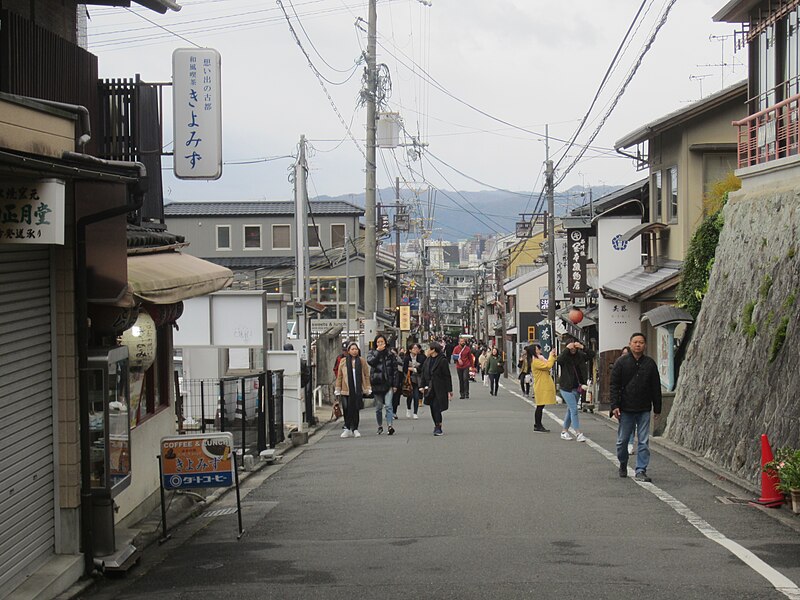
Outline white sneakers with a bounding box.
[353,430,361,438]
[575,433,586,443]
[561,431,587,442]
[341,429,360,438]
[560,431,573,440]
[412,414,419,419]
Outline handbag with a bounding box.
[401,371,413,397]
[498,362,505,374]
[331,400,342,421]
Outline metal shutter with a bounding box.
[0,246,55,596]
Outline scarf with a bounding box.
[346,355,363,398]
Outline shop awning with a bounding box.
[641,305,693,328]
[601,260,682,302]
[128,251,233,304]
[506,326,518,336]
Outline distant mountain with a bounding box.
[314,185,621,240]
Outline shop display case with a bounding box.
[87,346,132,496]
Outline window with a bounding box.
[652,171,662,222]
[243,225,261,250]
[308,224,320,248]
[331,224,346,248]
[216,225,231,250]
[667,166,678,224]
[272,224,291,250]
[757,24,777,111]
[786,9,800,97]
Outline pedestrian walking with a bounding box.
[367,334,400,435]
[453,337,474,399]
[613,346,636,455]
[530,344,557,432]
[557,337,595,442]
[401,343,426,419]
[478,348,489,385]
[420,341,453,436]
[518,347,532,396]
[334,342,371,438]
[610,332,662,482]
[485,347,502,396]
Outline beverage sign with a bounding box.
[567,229,588,295]
[173,48,223,180]
[0,179,65,245]
[160,433,234,489]
[535,320,553,354]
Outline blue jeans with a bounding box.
[561,390,580,431]
[617,411,651,473]
[374,390,394,426]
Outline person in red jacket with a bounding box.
[453,337,474,399]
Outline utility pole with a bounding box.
[496,257,507,377]
[545,125,557,351]
[294,135,309,362]
[364,0,378,319]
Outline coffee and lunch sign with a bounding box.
[0,179,65,245]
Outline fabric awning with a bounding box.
[128,251,233,304]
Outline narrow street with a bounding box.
[78,370,800,600]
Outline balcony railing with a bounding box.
[733,93,800,168]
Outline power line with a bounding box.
[124,6,201,48]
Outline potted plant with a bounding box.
[763,447,800,513]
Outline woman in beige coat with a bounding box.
[531,344,557,433]
[335,342,371,438]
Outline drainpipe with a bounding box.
[74,158,146,575]
[7,95,92,151]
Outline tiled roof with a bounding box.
[127,224,185,248]
[164,200,364,217]
[202,255,331,270]
[601,260,682,302]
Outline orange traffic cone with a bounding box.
[750,434,784,508]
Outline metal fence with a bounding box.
[176,370,285,455]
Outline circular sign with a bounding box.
[612,234,628,251]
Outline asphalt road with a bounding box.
[78,369,800,600]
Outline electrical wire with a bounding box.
[124,7,201,48]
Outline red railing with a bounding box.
[733,93,800,168]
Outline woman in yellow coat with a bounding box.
[530,343,557,433]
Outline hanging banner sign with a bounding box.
[173,48,223,180]
[567,229,588,296]
[535,320,553,354]
[399,305,411,331]
[0,179,65,245]
[554,236,569,301]
[160,433,234,489]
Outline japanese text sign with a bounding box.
[0,179,64,245]
[535,320,553,354]
[160,433,234,490]
[172,48,223,180]
[567,229,588,296]
[399,305,411,331]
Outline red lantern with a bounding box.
[568,307,584,324]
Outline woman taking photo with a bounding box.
[530,344,557,432]
[367,334,400,435]
[420,342,453,436]
[485,347,502,396]
[334,342,371,438]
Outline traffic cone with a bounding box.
[750,434,784,508]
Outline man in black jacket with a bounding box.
[610,332,662,482]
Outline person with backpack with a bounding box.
[453,337,474,399]
[367,334,400,435]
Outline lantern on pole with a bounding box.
[568,306,584,325]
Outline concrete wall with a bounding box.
[665,163,800,485]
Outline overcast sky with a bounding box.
[87,0,745,220]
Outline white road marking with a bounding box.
[499,382,800,599]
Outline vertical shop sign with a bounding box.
[173,48,222,180]
[567,229,588,296]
